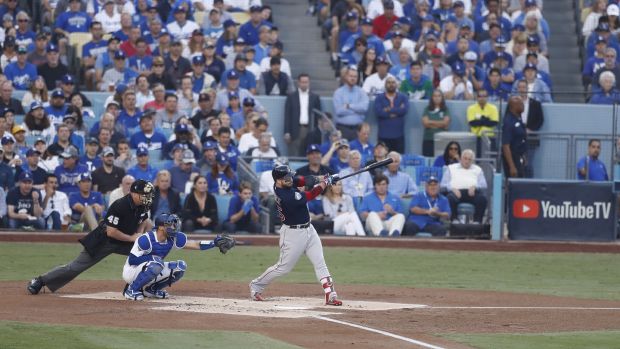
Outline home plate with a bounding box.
[62,292,427,319]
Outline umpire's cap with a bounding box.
[272,164,294,181]
[130,179,154,195]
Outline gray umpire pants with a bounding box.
[40,241,129,292]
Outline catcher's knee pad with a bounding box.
[168,259,187,272]
[131,262,163,290]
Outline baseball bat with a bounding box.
[333,158,394,182]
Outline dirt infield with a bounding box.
[4,280,620,349]
[5,232,620,348]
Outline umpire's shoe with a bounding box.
[27,277,44,295]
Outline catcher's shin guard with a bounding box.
[130,261,163,292]
[321,276,342,306]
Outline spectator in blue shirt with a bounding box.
[216,126,241,170]
[117,90,143,132]
[403,176,450,236]
[130,111,167,151]
[82,21,108,90]
[54,0,91,37]
[374,76,409,154]
[333,67,369,140]
[127,147,159,182]
[54,145,89,195]
[169,149,200,193]
[4,45,38,90]
[14,11,35,49]
[223,180,261,234]
[577,139,609,181]
[206,152,240,195]
[323,138,351,173]
[348,122,374,164]
[238,5,271,46]
[359,174,406,236]
[383,152,417,197]
[221,54,257,94]
[68,173,104,231]
[590,71,620,104]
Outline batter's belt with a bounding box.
[285,222,310,229]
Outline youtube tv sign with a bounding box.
[508,180,616,241]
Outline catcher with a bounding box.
[123,213,235,300]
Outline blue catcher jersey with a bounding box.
[126,231,188,266]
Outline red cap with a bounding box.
[431,48,443,57]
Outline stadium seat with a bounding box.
[252,159,274,173]
[402,154,426,167]
[400,197,411,215]
[289,160,307,170]
[194,11,205,26]
[214,194,232,228]
[231,12,250,24]
[414,166,443,186]
[68,32,93,59]
[14,114,24,125]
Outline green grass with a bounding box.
[0,321,300,349]
[443,331,620,349]
[3,242,620,300]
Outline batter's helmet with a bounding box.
[272,164,294,181]
[130,179,155,207]
[155,213,181,238]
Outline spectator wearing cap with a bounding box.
[0,82,24,114]
[14,11,35,49]
[94,36,122,87]
[12,124,28,155]
[592,48,620,92]
[223,180,261,234]
[514,52,552,89]
[239,5,272,46]
[473,0,512,38]
[403,175,450,236]
[165,40,192,86]
[169,149,200,193]
[513,43,549,74]
[582,36,609,88]
[1,36,17,71]
[297,143,337,181]
[422,48,452,89]
[49,115,85,156]
[322,138,351,172]
[161,123,200,160]
[360,173,405,236]
[15,148,47,189]
[6,171,45,230]
[148,56,177,90]
[99,50,139,91]
[155,93,184,130]
[54,145,88,195]
[481,36,513,70]
[478,22,503,58]
[399,60,433,99]
[242,46,262,80]
[258,41,292,77]
[127,146,159,182]
[283,73,322,157]
[451,1,474,28]
[68,173,104,231]
[362,57,395,96]
[27,31,50,67]
[462,51,485,91]
[197,140,218,172]
[166,6,200,42]
[216,126,240,170]
[203,8,225,40]
[94,0,121,34]
[215,70,265,112]
[203,40,226,83]
[60,74,91,107]
[54,0,91,38]
[257,56,295,96]
[445,22,479,57]
[523,15,548,56]
[372,1,398,39]
[0,143,13,190]
[374,76,409,153]
[415,31,442,65]
[1,133,21,167]
[388,47,414,82]
[23,101,56,143]
[224,37,247,70]
[40,174,71,230]
[91,145,125,194]
[224,91,243,126]
[223,53,258,93]
[191,92,220,130]
[117,90,143,132]
[216,18,239,59]
[238,117,276,154]
[188,55,217,94]
[79,137,102,173]
[333,11,361,65]
[154,27,173,58]
[129,111,167,152]
[206,152,239,194]
[483,67,510,102]
[513,63,551,103]
[431,0,456,24]
[439,61,474,100]
[333,67,370,141]
[4,45,38,90]
[45,89,68,127]
[0,0,21,26]
[446,36,472,68]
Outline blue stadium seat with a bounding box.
[214,194,232,227]
[402,154,426,167]
[14,114,25,125]
[252,159,274,173]
[400,197,412,215]
[148,149,162,160]
[414,166,443,186]
[289,160,308,170]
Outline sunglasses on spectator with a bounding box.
[18,19,28,22]
[153,64,164,67]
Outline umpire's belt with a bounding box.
[287,222,310,229]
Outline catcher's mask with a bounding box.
[130,179,155,207]
[155,213,181,238]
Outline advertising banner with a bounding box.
[508,180,616,241]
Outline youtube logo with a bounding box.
[513,199,540,219]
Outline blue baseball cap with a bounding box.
[47,43,59,52]
[397,17,411,25]
[18,171,33,182]
[171,143,185,153]
[227,70,239,79]
[453,0,464,7]
[596,23,611,32]
[114,50,126,60]
[524,0,537,7]
[376,56,390,65]
[216,152,229,164]
[61,74,74,84]
[345,11,358,21]
[26,148,41,157]
[306,144,321,154]
[452,62,465,76]
[223,19,237,28]
[512,24,525,32]
[78,173,92,182]
[228,91,239,99]
[422,14,434,22]
[173,6,186,13]
[523,62,537,71]
[1,135,14,145]
[116,83,128,94]
[596,35,606,44]
[51,89,64,98]
[29,101,44,111]
[249,5,262,12]
[136,146,149,156]
[174,123,190,133]
[243,97,255,106]
[158,28,170,38]
[527,35,540,45]
[192,55,205,65]
[361,17,372,26]
[427,176,439,183]
[203,141,216,150]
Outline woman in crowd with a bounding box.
[182,174,218,232]
[421,90,451,157]
[206,153,239,195]
[151,170,182,219]
[357,48,377,85]
[22,76,48,110]
[323,180,366,236]
[22,102,56,142]
[433,141,462,167]
[69,93,93,136]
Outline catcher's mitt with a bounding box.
[214,234,235,254]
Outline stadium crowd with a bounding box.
[0,0,598,237]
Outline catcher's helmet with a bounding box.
[155,213,181,238]
[130,179,155,206]
[272,164,294,181]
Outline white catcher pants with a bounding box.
[122,261,175,287]
[365,212,406,236]
[333,212,366,236]
[250,223,331,294]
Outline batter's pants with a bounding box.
[39,241,128,292]
[332,212,366,236]
[250,224,330,294]
[365,212,406,236]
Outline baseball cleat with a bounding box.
[325,292,342,306]
[124,288,144,301]
[27,277,44,295]
[143,286,169,299]
[250,291,265,301]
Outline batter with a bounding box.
[249,165,342,306]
